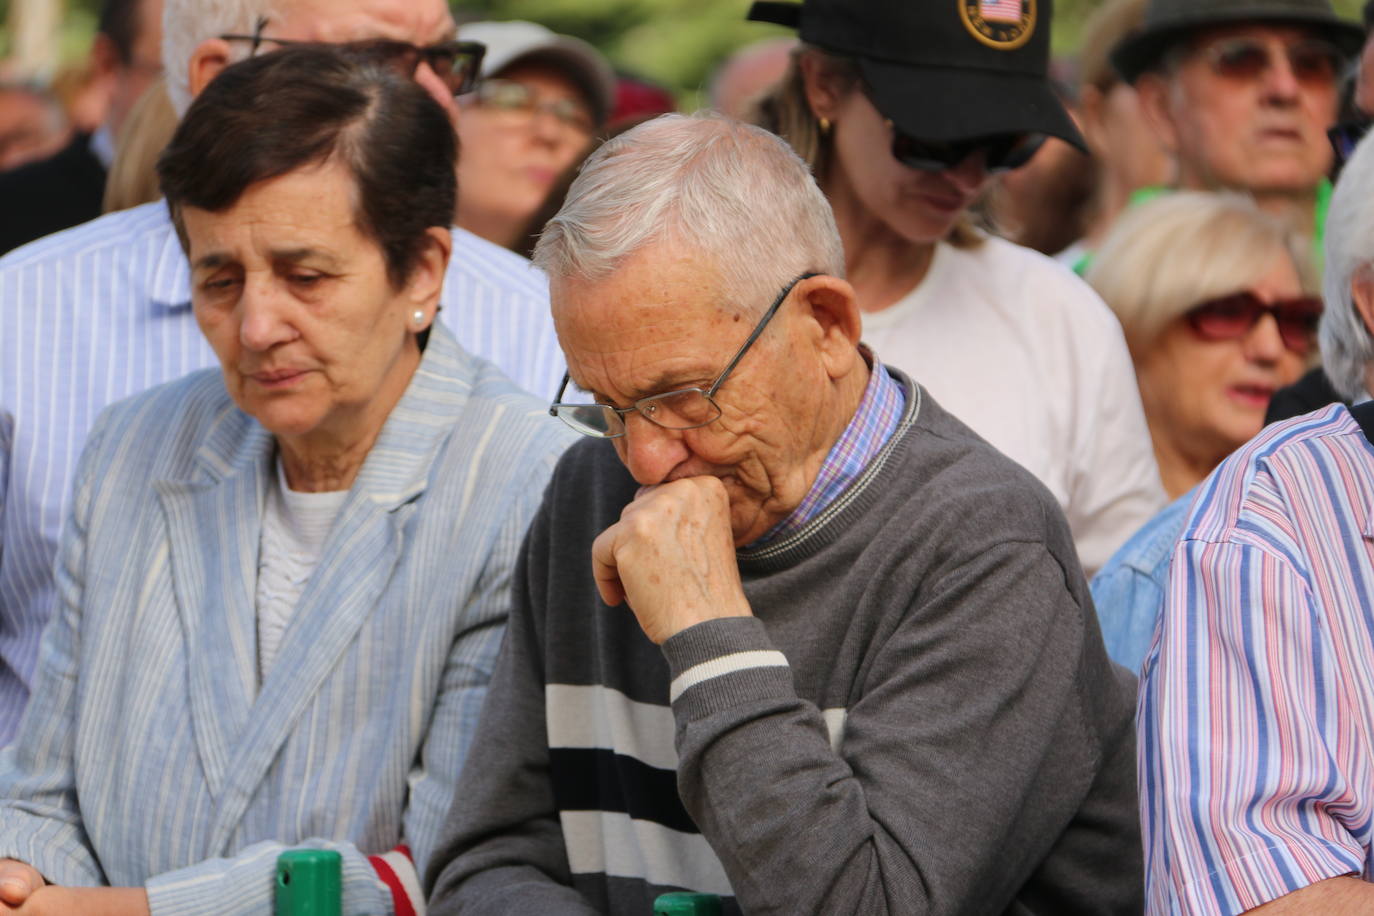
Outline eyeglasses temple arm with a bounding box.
[549,372,571,417]
[707,272,819,397]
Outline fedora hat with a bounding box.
[1110,0,1364,84]
[748,0,1085,150]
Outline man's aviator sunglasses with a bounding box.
[220,18,485,97]
[550,273,819,439]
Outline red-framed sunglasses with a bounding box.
[1184,291,1322,355]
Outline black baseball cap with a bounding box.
[747,0,1085,150]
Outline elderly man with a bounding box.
[1112,0,1362,245]
[425,114,1143,915]
[0,0,564,743]
[1140,131,1374,914]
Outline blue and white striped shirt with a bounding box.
[0,201,565,743]
[1141,405,1374,914]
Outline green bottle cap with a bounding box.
[652,891,723,915]
[275,849,342,916]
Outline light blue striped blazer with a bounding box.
[0,323,574,915]
[0,201,567,744]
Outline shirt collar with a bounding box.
[749,347,905,547]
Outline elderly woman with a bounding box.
[1087,191,1316,673]
[1087,193,1316,499]
[454,20,615,253]
[0,47,570,916]
[750,0,1163,575]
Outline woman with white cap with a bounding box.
[454,20,617,253]
[752,0,1165,575]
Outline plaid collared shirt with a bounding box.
[754,354,905,546]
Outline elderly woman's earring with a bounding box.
[819,117,831,135]
[413,309,427,328]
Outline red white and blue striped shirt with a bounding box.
[1141,404,1374,914]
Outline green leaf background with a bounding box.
[1,0,1368,104]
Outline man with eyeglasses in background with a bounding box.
[453,20,616,254]
[0,0,566,747]
[1112,0,1363,249]
[425,113,1143,915]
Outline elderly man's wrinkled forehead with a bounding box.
[274,0,455,45]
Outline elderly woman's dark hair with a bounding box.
[158,45,456,289]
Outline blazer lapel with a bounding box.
[204,325,478,853]
[155,405,274,799]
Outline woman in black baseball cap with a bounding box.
[750,0,1168,576]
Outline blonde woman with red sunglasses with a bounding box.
[1087,191,1317,501]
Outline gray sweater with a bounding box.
[427,373,1143,914]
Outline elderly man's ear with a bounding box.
[187,38,234,99]
[796,275,864,380]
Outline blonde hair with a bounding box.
[1086,191,1314,352]
[753,44,982,249]
[103,76,177,213]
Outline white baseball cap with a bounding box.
[458,20,617,126]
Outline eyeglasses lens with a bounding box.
[1187,292,1321,354]
[638,390,720,429]
[555,405,624,438]
[325,39,483,96]
[1209,38,1340,87]
[476,80,594,134]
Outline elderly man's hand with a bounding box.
[591,476,753,644]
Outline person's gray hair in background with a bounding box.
[162,0,268,114]
[534,111,846,314]
[1321,130,1374,402]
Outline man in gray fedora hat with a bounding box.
[1111,0,1362,246]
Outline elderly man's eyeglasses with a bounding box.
[549,272,819,439]
[220,18,485,97]
[1199,36,1343,88]
[886,123,1047,174]
[471,79,596,137]
[1185,291,1321,355]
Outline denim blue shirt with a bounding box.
[1088,491,1193,674]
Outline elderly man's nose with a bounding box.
[618,417,690,486]
[1261,48,1303,100]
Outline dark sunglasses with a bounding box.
[1185,291,1322,354]
[886,122,1047,175]
[1200,36,1344,88]
[220,18,485,97]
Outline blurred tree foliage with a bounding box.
[11,0,1369,99]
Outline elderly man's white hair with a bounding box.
[534,112,846,314]
[1322,132,1374,401]
[163,0,278,115]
